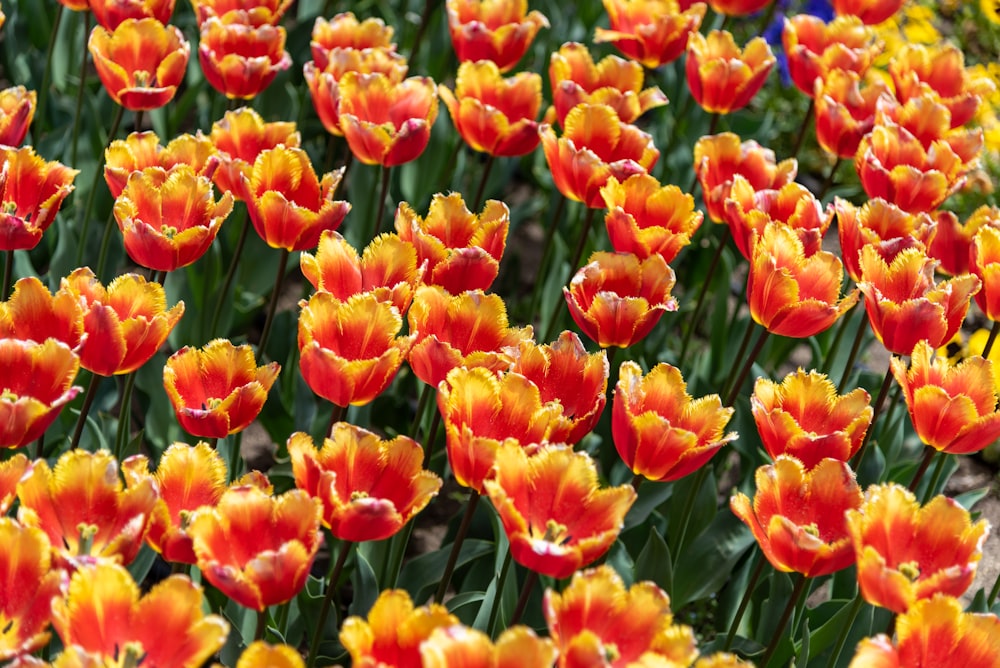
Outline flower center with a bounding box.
[898,560,921,581]
[1,201,16,216]
[0,388,17,402]
[77,522,99,556]
[350,490,370,501]
[802,523,820,537]
[604,643,620,662]
[161,224,179,239]
[204,397,223,410]
[120,641,146,668]
[541,518,571,544]
[133,70,153,88]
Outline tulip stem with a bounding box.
[919,451,948,504]
[983,319,1000,359]
[410,384,434,438]
[907,447,937,493]
[724,327,770,407]
[255,609,267,641]
[790,99,815,161]
[326,404,346,438]
[113,371,138,461]
[822,301,857,375]
[824,593,865,668]
[407,0,437,65]
[35,4,65,133]
[670,466,710,555]
[368,165,392,243]
[509,569,539,626]
[78,103,125,268]
[679,226,730,362]
[1,250,12,301]
[837,305,868,393]
[307,539,353,668]
[759,573,809,668]
[257,248,290,360]
[851,365,894,472]
[987,570,1000,608]
[95,210,117,281]
[209,206,250,338]
[541,207,598,343]
[69,373,102,450]
[486,549,513,638]
[472,154,496,211]
[133,109,144,134]
[723,553,766,650]
[631,472,645,492]
[70,11,91,169]
[818,157,842,201]
[527,195,567,322]
[422,411,443,468]
[434,490,480,604]
[706,112,720,137]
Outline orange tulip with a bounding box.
[782,14,880,96]
[395,192,509,293]
[724,175,832,261]
[694,132,797,224]
[188,485,322,611]
[929,204,999,278]
[209,107,300,197]
[971,220,1000,319]
[0,338,82,449]
[731,456,863,577]
[310,12,397,71]
[89,0,175,30]
[548,42,667,125]
[857,245,980,356]
[298,292,414,407]
[814,70,889,159]
[421,625,556,668]
[613,360,735,482]
[0,519,62,662]
[891,340,1000,455]
[105,130,218,200]
[708,0,770,14]
[0,276,85,350]
[88,18,190,111]
[849,595,1000,668]
[17,449,158,566]
[341,589,457,668]
[484,444,636,579]
[408,285,532,389]
[236,642,305,668]
[337,72,439,167]
[437,366,566,493]
[198,10,292,100]
[748,223,859,338]
[439,60,542,157]
[834,196,936,283]
[846,483,989,612]
[0,453,28,514]
[164,339,280,438]
[544,565,698,668]
[190,0,292,25]
[752,369,872,469]
[831,0,903,25]
[565,251,677,349]
[62,267,184,376]
[602,173,703,263]
[889,43,996,129]
[114,165,234,272]
[594,0,706,69]
[0,146,78,251]
[51,562,228,666]
[507,331,608,445]
[288,426,442,541]
[875,93,984,170]
[446,0,549,73]
[686,30,775,114]
[0,86,36,147]
[540,103,659,208]
[235,146,350,251]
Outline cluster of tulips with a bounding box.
[1,0,1000,666]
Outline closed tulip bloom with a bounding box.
[928,205,999,277]
[209,107,300,197]
[198,10,292,100]
[484,444,636,579]
[614,360,735,482]
[0,146,78,252]
[341,589,458,668]
[190,0,292,25]
[857,245,980,356]
[565,251,678,349]
[89,0,175,30]
[0,276,84,350]
[541,103,659,208]
[105,131,219,199]
[594,0,707,69]
[548,42,667,125]
[0,86,35,147]
[421,625,555,668]
[88,18,190,111]
[287,426,441,542]
[408,286,532,389]
[814,70,890,159]
[831,0,903,25]
[0,453,28,514]
[0,338,82,449]
[62,268,184,376]
[51,562,228,667]
[846,483,990,613]
[17,449,158,567]
[0,519,63,662]
[544,565,698,668]
[835,196,936,283]
[891,340,1000,455]
[602,173,704,263]
[849,595,1000,668]
[446,0,549,73]
[114,165,234,272]
[694,132,797,224]
[299,292,414,408]
[310,12,396,71]
[164,339,280,438]
[686,30,775,114]
[188,485,322,611]
[752,369,872,469]
[783,14,880,96]
[730,456,863,577]
[439,60,542,157]
[236,147,350,251]
[971,222,1000,319]
[889,43,996,129]
[725,175,832,261]
[395,193,509,293]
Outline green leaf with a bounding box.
[670,511,753,609]
[634,527,671,593]
[398,539,494,603]
[624,480,672,530]
[349,551,378,618]
[126,544,158,585]
[666,469,716,552]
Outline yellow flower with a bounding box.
[982,0,1000,24]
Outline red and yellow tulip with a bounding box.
[421,625,556,668]
[971,221,1000,319]
[445,0,549,73]
[0,146,78,251]
[686,30,775,114]
[190,0,292,26]
[88,0,175,31]
[209,107,300,197]
[105,130,218,199]
[594,0,707,69]
[198,10,292,100]
[310,12,397,70]
[814,70,889,159]
[783,14,880,96]
[0,338,82,449]
[0,86,35,147]
[930,205,999,278]
[0,518,63,662]
[0,276,84,351]
[889,43,996,129]
[0,453,28,514]
[831,0,904,25]
[236,642,306,668]
[835,196,935,283]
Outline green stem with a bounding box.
[790,99,815,161]
[209,207,250,338]
[255,609,267,641]
[678,226,730,361]
[113,371,137,461]
[35,4,65,133]
[133,109,144,134]
[407,0,437,64]
[542,207,598,343]
[907,447,936,494]
[434,490,480,604]
[472,154,495,211]
[821,301,857,375]
[919,450,948,504]
[410,384,434,438]
[818,157,842,201]
[982,319,1000,359]
[509,569,539,626]
[527,195,567,320]
[325,403,346,438]
[837,305,868,393]
[423,408,442,468]
[670,466,709,554]
[70,12,91,169]
[486,549,513,638]
[721,319,755,398]
[724,327,770,407]
[78,103,125,267]
[723,554,766,650]
[1,250,13,301]
[706,111,720,136]
[256,248,291,359]
[307,540,353,668]
[850,365,894,472]
[825,594,865,668]
[95,210,118,280]
[368,165,392,244]
[382,518,416,589]
[987,570,1000,609]
[69,373,102,450]
[759,574,809,668]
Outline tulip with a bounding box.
[198,10,292,100]
[708,0,770,14]
[889,43,996,129]
[594,0,706,69]
[0,519,63,662]
[439,60,543,157]
[88,18,190,111]
[731,456,863,576]
[236,642,306,668]
[971,220,1000,319]
[0,146,78,251]
[930,204,999,278]
[782,14,880,96]
[484,444,636,579]
[614,360,736,482]
[602,173,702,263]
[209,107,300,197]
[88,0,175,30]
[813,70,889,159]
[0,86,36,147]
[831,0,904,25]
[287,426,442,542]
[446,0,549,73]
[0,453,28,514]
[686,30,775,114]
[0,276,84,350]
[190,0,292,25]
[875,93,984,169]
[421,625,556,668]
[341,590,457,667]
[846,483,989,612]
[163,339,280,439]
[105,130,219,199]
[0,338,82,449]
[310,12,396,70]
[834,196,935,283]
